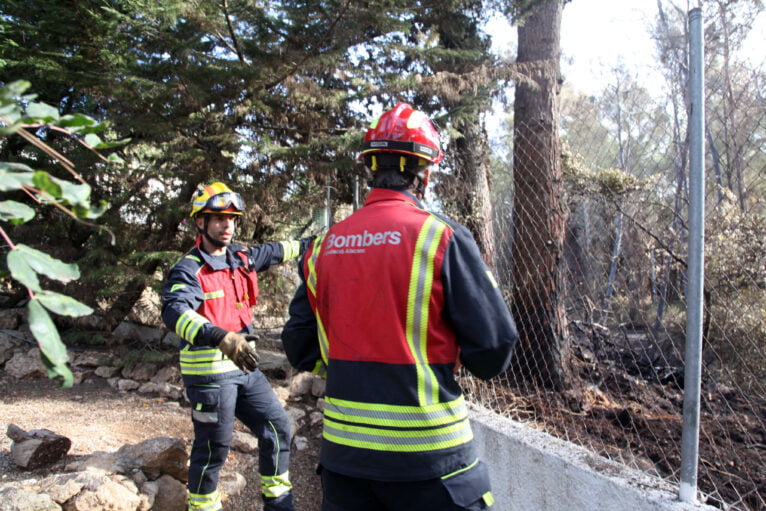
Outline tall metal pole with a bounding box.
[679,7,705,504]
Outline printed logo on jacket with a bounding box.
[325,230,402,255]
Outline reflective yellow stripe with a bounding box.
[311,359,327,377]
[306,234,326,295]
[170,283,185,292]
[324,395,468,428]
[316,313,330,366]
[280,240,302,261]
[179,341,256,375]
[406,215,447,406]
[323,415,472,452]
[187,489,222,511]
[485,270,499,288]
[442,457,478,479]
[203,289,224,300]
[175,310,209,343]
[261,471,292,498]
[321,396,472,452]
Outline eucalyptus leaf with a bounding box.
[0,200,35,224]
[32,171,63,199]
[13,244,80,283]
[37,290,93,317]
[28,299,73,387]
[6,249,41,291]
[26,101,60,122]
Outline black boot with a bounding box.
[263,491,295,511]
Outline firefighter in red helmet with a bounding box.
[282,103,519,510]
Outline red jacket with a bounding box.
[282,188,518,481]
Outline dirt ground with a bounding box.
[1,342,763,511]
[0,373,323,511]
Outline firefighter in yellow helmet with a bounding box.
[162,182,312,511]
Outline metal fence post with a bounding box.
[679,6,705,504]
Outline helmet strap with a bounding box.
[197,215,228,248]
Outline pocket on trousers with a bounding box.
[187,384,220,424]
[441,460,493,509]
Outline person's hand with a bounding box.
[219,332,260,372]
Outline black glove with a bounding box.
[218,332,260,372]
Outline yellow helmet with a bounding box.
[190,182,245,217]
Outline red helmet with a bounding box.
[359,103,444,164]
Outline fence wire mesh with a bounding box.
[455,64,766,510]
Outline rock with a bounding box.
[161,331,183,348]
[5,349,47,380]
[218,471,246,501]
[0,308,22,330]
[150,365,180,384]
[287,372,316,401]
[122,363,158,382]
[116,379,140,392]
[94,366,120,378]
[310,376,326,398]
[137,381,183,400]
[0,334,18,365]
[112,322,164,345]
[117,437,188,482]
[231,431,258,453]
[149,474,185,511]
[258,350,289,372]
[286,408,307,435]
[7,424,72,469]
[0,485,60,510]
[294,436,309,451]
[62,476,142,511]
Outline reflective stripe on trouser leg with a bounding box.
[188,489,222,511]
[262,471,293,498]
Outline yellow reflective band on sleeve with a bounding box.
[175,310,209,343]
[187,489,222,511]
[203,289,224,300]
[261,471,293,498]
[280,240,302,261]
[321,395,473,453]
[406,215,447,406]
[485,270,499,288]
[185,254,202,263]
[170,283,186,292]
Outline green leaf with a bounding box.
[32,171,63,199]
[13,244,80,283]
[37,290,93,317]
[25,101,60,122]
[6,249,41,291]
[27,299,73,387]
[0,163,35,191]
[56,113,98,130]
[84,133,103,147]
[0,200,35,224]
[53,177,91,207]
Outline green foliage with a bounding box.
[0,80,122,387]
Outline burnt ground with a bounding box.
[460,331,765,511]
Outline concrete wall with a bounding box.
[468,404,716,511]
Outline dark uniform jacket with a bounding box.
[282,188,518,481]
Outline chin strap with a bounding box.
[199,215,228,248]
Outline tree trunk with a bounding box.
[453,119,496,266]
[511,0,572,391]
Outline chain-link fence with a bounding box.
[455,39,766,511]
